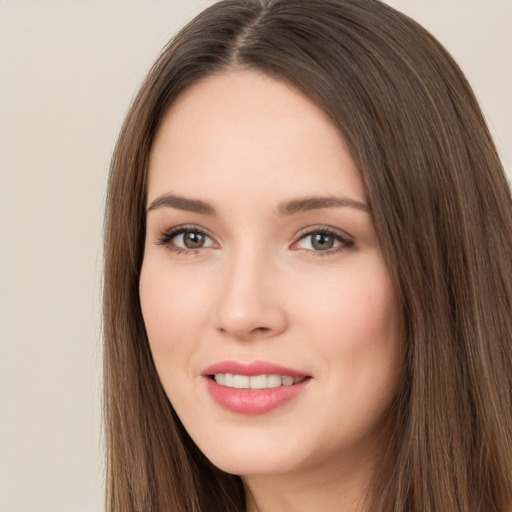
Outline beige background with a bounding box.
[0,1,510,511]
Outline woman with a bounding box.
[103,0,512,510]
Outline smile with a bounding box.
[203,361,311,414]
[213,373,306,389]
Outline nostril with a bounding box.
[252,326,270,333]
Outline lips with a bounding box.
[203,360,308,377]
[202,360,312,414]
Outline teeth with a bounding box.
[281,376,294,386]
[213,373,306,389]
[233,375,249,389]
[267,374,282,388]
[249,374,268,389]
[224,373,234,387]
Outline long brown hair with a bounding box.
[103,1,512,510]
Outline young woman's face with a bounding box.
[140,71,402,481]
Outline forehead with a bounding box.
[147,70,365,206]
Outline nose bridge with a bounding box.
[215,240,287,339]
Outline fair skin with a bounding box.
[139,70,402,512]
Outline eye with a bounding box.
[174,230,213,249]
[293,228,354,254]
[157,226,216,253]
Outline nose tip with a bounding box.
[216,307,285,340]
[214,263,288,341]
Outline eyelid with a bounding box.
[154,223,355,256]
[294,225,354,243]
[156,224,218,251]
[291,225,355,254]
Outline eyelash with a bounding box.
[155,225,355,257]
[293,227,355,256]
[156,225,213,255]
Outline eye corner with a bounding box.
[291,226,356,256]
[154,224,219,255]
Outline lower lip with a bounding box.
[205,377,310,415]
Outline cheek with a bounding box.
[300,262,399,347]
[299,259,401,399]
[139,262,209,365]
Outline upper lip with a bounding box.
[202,360,309,378]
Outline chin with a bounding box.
[194,432,302,476]
[208,451,294,477]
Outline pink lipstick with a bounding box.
[202,360,311,415]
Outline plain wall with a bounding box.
[0,1,510,511]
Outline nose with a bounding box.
[214,249,288,341]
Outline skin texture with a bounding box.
[139,71,402,512]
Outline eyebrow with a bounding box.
[147,193,216,215]
[146,193,370,215]
[278,196,371,215]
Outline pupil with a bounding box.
[312,233,334,250]
[184,231,204,249]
